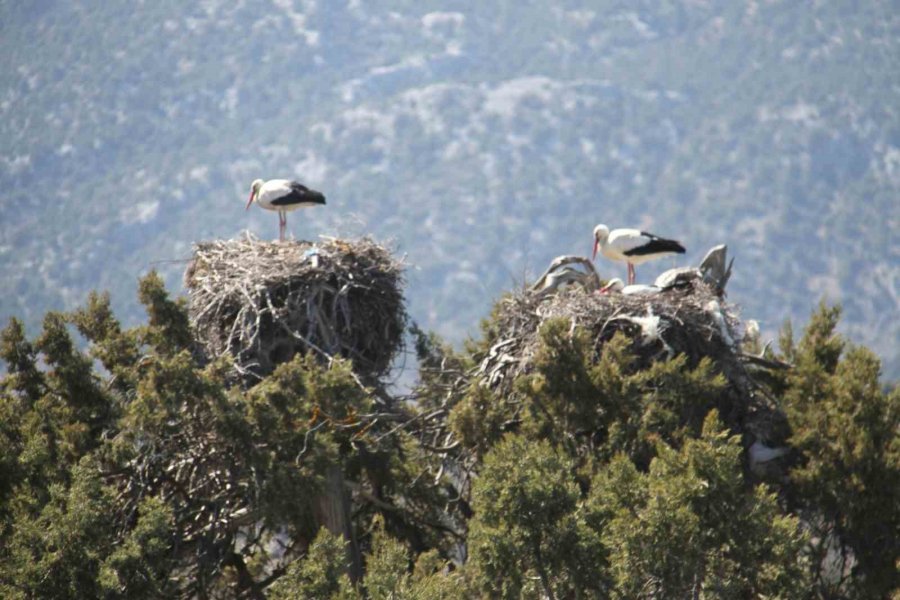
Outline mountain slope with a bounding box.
[1,0,898,376]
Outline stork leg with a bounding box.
[627,263,636,285]
[279,211,286,241]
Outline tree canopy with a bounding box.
[0,273,897,599]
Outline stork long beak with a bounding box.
[592,239,599,260]
[245,191,255,210]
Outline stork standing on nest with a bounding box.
[246,179,326,241]
[592,224,686,284]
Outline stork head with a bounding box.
[599,277,624,294]
[246,179,264,210]
[592,224,609,260]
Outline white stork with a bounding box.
[592,224,686,284]
[599,277,662,296]
[246,179,326,241]
[748,440,789,476]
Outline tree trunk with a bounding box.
[314,462,362,582]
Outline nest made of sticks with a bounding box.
[477,279,742,392]
[475,252,795,452]
[184,233,406,381]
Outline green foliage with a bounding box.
[33,310,115,440]
[0,457,115,599]
[70,291,141,393]
[468,434,605,599]
[454,318,729,469]
[270,520,467,600]
[98,496,175,598]
[1,274,896,598]
[404,550,467,600]
[449,383,509,453]
[269,528,354,600]
[780,303,900,598]
[0,274,458,597]
[589,411,809,599]
[0,317,44,400]
[362,515,413,599]
[241,354,371,539]
[0,311,115,518]
[137,270,194,353]
[360,516,470,600]
[362,515,472,600]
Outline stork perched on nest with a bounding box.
[246,179,326,241]
[592,224,686,284]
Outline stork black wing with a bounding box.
[624,232,686,256]
[270,182,327,207]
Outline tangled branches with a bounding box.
[184,233,406,381]
[478,276,741,393]
[472,250,797,443]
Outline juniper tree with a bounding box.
[1,273,897,599]
[779,303,899,599]
[451,318,729,470]
[0,273,457,598]
[268,527,355,600]
[588,411,810,599]
[466,434,605,599]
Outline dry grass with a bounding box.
[184,233,406,381]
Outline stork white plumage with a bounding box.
[592,224,686,284]
[246,179,326,241]
[599,278,662,296]
[748,440,789,476]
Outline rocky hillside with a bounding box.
[1,1,898,375]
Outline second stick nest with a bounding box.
[478,250,748,394]
[184,234,406,381]
[478,280,742,392]
[474,252,794,459]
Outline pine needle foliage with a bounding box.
[0,273,451,598]
[589,412,809,599]
[0,270,896,599]
[779,303,899,598]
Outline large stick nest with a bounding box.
[476,253,791,446]
[184,233,406,381]
[479,280,740,391]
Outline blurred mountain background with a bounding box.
[1,0,898,378]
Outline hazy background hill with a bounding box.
[2,0,898,377]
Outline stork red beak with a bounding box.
[245,191,255,210]
[592,239,599,260]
